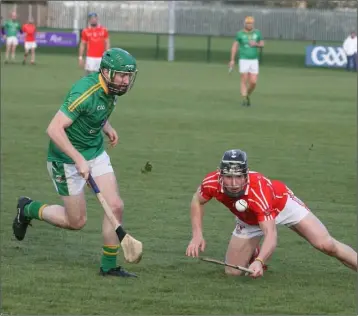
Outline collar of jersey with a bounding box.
[244,183,250,195]
[244,172,251,195]
[98,73,109,94]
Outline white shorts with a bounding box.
[24,41,37,50]
[85,57,102,72]
[6,36,18,46]
[232,194,310,239]
[47,151,114,196]
[239,59,259,74]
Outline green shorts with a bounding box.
[47,151,113,196]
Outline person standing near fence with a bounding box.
[79,12,110,75]
[2,11,22,64]
[343,31,357,72]
[229,16,264,107]
[22,18,37,65]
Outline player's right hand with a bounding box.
[248,260,264,279]
[75,157,90,180]
[228,60,235,69]
[78,58,84,68]
[186,236,206,258]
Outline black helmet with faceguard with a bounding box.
[219,149,248,198]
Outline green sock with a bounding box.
[101,245,119,272]
[24,201,47,220]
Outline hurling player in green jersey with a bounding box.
[2,11,22,63]
[229,16,264,106]
[13,48,140,277]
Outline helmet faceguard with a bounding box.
[99,48,138,96]
[218,150,248,198]
[100,68,138,96]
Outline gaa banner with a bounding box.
[305,45,347,68]
[0,31,77,47]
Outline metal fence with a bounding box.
[2,1,357,42]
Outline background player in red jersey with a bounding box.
[79,12,110,74]
[186,149,357,278]
[22,18,37,65]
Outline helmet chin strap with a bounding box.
[223,187,245,198]
[220,174,248,198]
[101,71,129,96]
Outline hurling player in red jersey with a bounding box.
[186,149,357,278]
[78,12,110,74]
[22,18,37,65]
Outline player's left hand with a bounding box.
[248,260,264,279]
[249,41,257,47]
[104,128,119,147]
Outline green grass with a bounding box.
[1,53,356,315]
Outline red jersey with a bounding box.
[22,23,36,42]
[81,25,108,58]
[199,171,290,225]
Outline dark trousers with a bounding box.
[346,53,357,71]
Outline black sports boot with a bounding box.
[246,96,251,106]
[13,196,33,241]
[99,266,137,277]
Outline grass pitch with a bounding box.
[1,52,356,315]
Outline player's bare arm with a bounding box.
[191,190,208,237]
[78,40,86,66]
[103,120,118,147]
[105,38,110,51]
[46,111,89,178]
[103,120,113,133]
[257,219,277,262]
[229,41,238,67]
[249,219,277,278]
[186,190,209,257]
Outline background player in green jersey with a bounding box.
[229,16,264,106]
[13,48,139,277]
[2,11,22,63]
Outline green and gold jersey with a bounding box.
[3,19,21,37]
[235,29,263,60]
[47,73,117,164]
